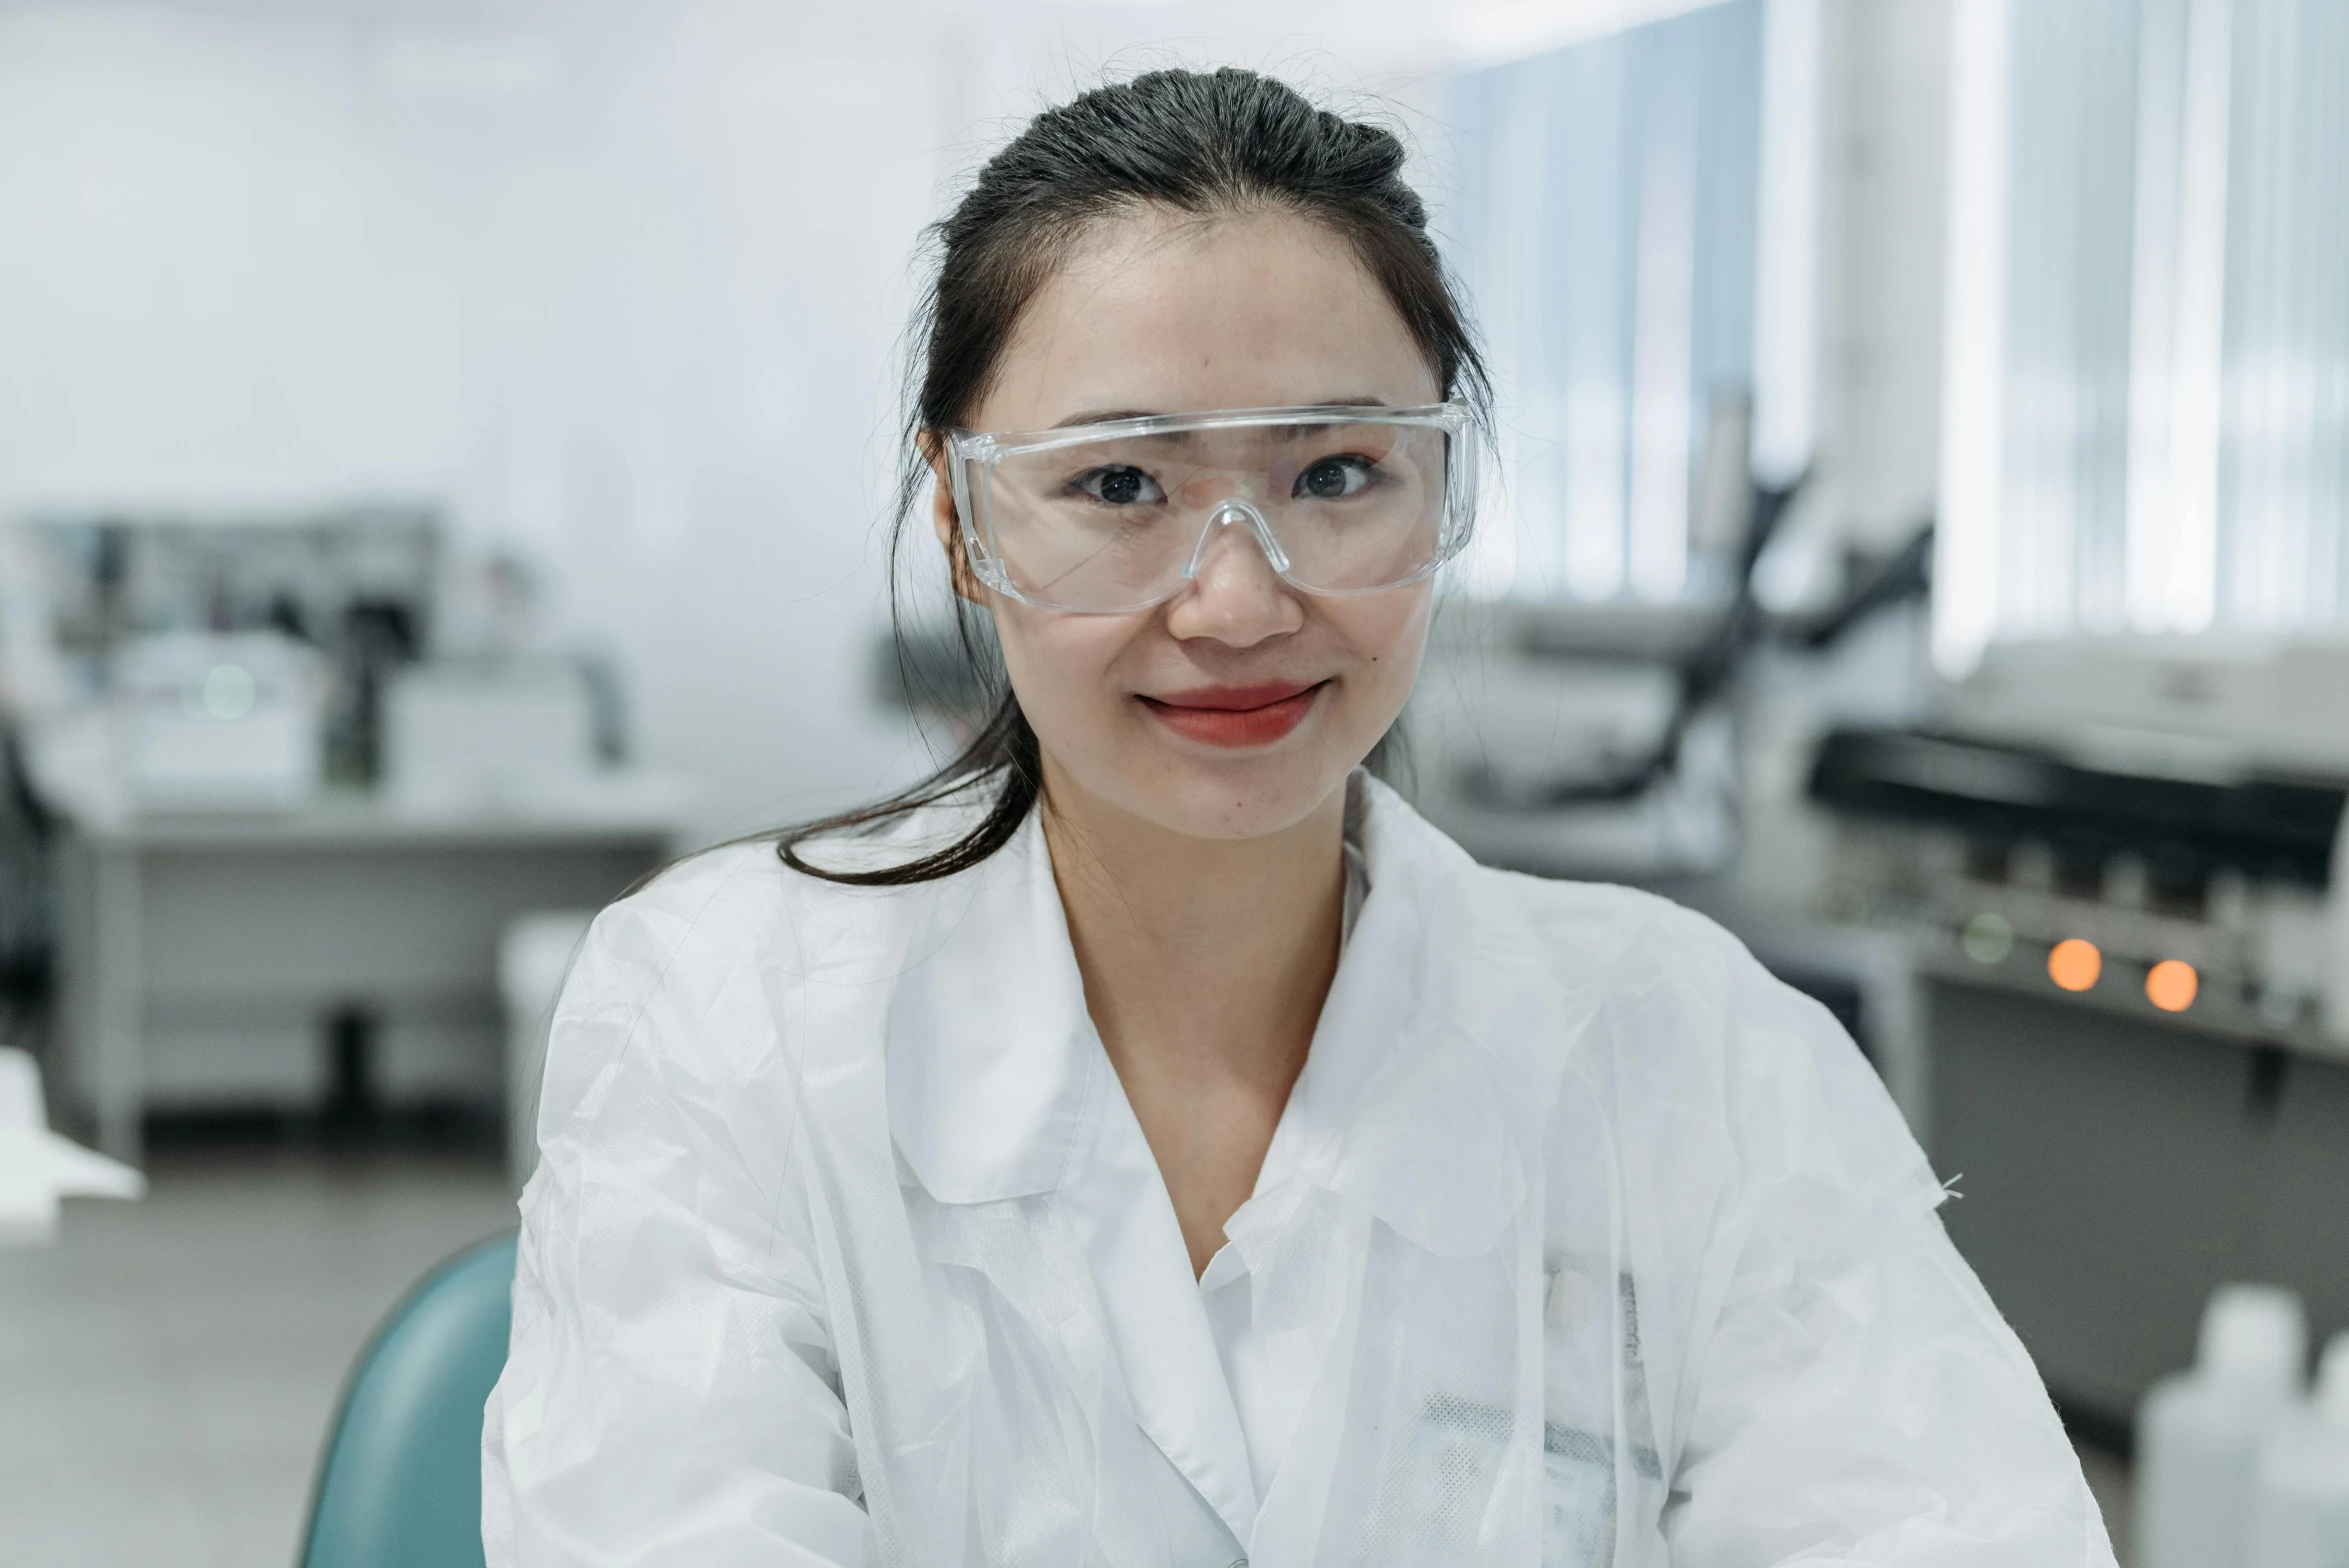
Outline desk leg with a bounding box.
[92,846,144,1167]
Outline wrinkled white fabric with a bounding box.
[1187,783,1371,1508]
[484,778,2116,1568]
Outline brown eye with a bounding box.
[1078,466,1164,505]
[1296,456,1373,500]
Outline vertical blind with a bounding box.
[1435,1,1768,604]
[1939,0,2349,670]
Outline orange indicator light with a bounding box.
[2147,960,2199,1012]
[2048,938,2102,992]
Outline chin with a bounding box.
[1126,748,1355,842]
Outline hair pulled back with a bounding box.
[781,66,1489,885]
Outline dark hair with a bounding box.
[780,66,1489,885]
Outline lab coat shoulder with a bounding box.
[1352,803,1935,1268]
[541,842,822,1183]
[1442,873,2114,1562]
[572,819,943,994]
[554,839,793,1070]
[489,833,942,1568]
[548,814,971,1112]
[1466,861,1943,1223]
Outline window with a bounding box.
[1434,0,1809,604]
[1937,0,2349,672]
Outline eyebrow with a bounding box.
[1047,396,1392,430]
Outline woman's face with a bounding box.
[936,209,1442,842]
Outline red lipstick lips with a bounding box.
[1138,680,1326,747]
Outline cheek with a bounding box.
[992,607,1138,736]
[1330,589,1433,708]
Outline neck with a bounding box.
[1040,760,1347,1135]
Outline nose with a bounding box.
[1163,502,1304,647]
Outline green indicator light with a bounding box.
[1962,912,2014,964]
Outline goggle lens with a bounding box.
[955,410,1472,613]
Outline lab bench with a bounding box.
[47,788,681,1163]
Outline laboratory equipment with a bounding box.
[1810,636,2349,1053]
[382,657,599,810]
[14,508,697,1157]
[2250,1333,2349,1568]
[1806,634,2349,1432]
[1408,595,1736,883]
[115,630,323,806]
[35,508,437,788]
[1407,395,1808,887]
[2135,1285,2307,1568]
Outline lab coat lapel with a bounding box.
[885,812,1243,1562]
[1247,782,1604,1564]
[1299,780,1571,1256]
[1078,1071,1262,1544]
[886,809,1261,1543]
[886,811,1097,1207]
[875,816,1139,1552]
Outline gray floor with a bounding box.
[0,1138,517,1568]
[0,1136,2138,1567]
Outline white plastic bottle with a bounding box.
[2248,1334,2349,1568]
[2136,1285,2309,1568]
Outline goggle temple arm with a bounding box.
[943,444,1012,593]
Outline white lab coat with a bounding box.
[483,778,2117,1567]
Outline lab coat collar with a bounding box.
[885,777,1565,1242]
[1258,777,1564,1259]
[885,808,1101,1205]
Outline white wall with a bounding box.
[0,0,962,839]
[0,0,1780,841]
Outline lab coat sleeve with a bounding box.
[1662,943,2118,1567]
[482,877,872,1568]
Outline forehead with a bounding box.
[973,207,1440,432]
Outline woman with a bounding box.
[485,68,2115,1568]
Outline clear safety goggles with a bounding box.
[943,403,1478,613]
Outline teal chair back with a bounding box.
[300,1231,517,1568]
